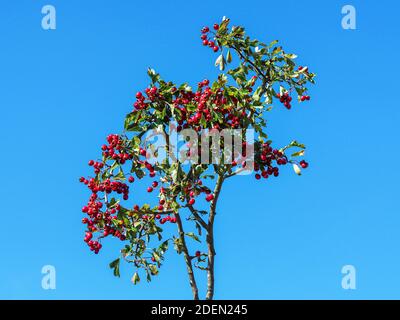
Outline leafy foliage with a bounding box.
[79,17,315,295]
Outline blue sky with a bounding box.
[0,0,400,299]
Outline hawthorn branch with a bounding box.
[231,46,268,81]
[229,44,271,97]
[186,204,209,231]
[205,170,224,300]
[175,212,200,300]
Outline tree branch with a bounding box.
[187,205,209,231]
[175,212,200,300]
[205,171,224,300]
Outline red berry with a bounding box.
[213,23,219,30]
[147,187,153,193]
[188,198,195,205]
[261,171,268,178]
[300,160,309,169]
[88,160,94,166]
[255,174,261,180]
[152,181,158,188]
[128,176,135,183]
[213,46,219,52]
[206,194,214,202]
[136,92,142,99]
[195,251,201,257]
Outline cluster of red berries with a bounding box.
[254,143,289,179]
[160,215,177,224]
[84,232,102,254]
[186,180,215,205]
[81,194,122,253]
[142,160,156,178]
[88,160,104,174]
[81,177,130,199]
[130,62,265,132]
[276,92,311,109]
[185,85,244,130]
[277,92,293,109]
[133,87,162,110]
[147,180,159,193]
[101,134,133,165]
[102,224,125,240]
[132,80,248,131]
[80,145,134,253]
[200,24,220,52]
[297,66,311,102]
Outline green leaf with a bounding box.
[186,232,201,242]
[109,258,121,277]
[113,169,125,181]
[135,170,145,179]
[284,53,298,59]
[131,272,140,285]
[252,86,263,101]
[159,240,169,254]
[226,50,232,63]
[218,17,230,32]
[149,264,159,276]
[268,40,279,48]
[291,150,305,157]
[195,222,202,236]
[173,237,184,254]
[272,46,282,55]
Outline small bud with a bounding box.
[292,163,302,176]
[219,57,225,71]
[215,54,223,67]
[226,50,232,63]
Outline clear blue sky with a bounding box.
[1,0,399,299]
